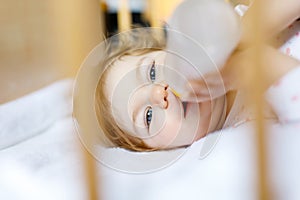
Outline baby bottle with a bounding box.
[164,0,241,98]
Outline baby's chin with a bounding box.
[207,96,227,132]
[192,118,211,142]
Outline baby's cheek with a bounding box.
[149,112,183,147]
[149,107,175,132]
[148,126,182,148]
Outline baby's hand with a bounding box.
[181,71,229,102]
[181,48,251,102]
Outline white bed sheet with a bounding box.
[0,79,300,200]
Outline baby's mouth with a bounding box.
[182,101,188,118]
[169,87,188,117]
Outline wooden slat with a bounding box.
[117,0,132,32]
[246,1,271,199]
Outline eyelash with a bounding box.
[145,107,152,127]
[149,61,156,82]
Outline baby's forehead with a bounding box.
[106,55,141,84]
[105,52,158,84]
[104,55,145,100]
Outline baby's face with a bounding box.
[105,51,219,149]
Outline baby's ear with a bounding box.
[166,0,241,75]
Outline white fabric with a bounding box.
[0,80,87,200]
[266,67,300,123]
[0,79,73,149]
[265,20,300,123]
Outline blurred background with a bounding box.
[0,0,249,104]
[0,0,185,104]
[0,0,248,104]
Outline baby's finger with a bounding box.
[181,79,227,102]
[181,89,211,102]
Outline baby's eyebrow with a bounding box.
[135,56,149,82]
[131,103,143,130]
[132,108,138,126]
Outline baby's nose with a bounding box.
[150,83,169,108]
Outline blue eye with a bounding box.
[145,107,152,127]
[149,61,156,82]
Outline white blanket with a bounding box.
[1,79,300,200]
[0,80,87,199]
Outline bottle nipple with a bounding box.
[170,87,181,98]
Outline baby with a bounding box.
[95,29,215,151]
[95,0,300,151]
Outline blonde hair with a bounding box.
[95,28,166,152]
